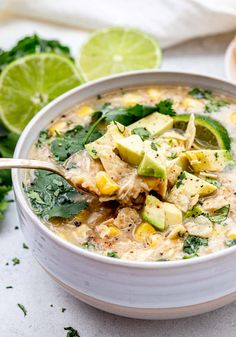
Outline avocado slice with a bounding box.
[138,141,166,178]
[142,195,165,231]
[163,202,182,227]
[185,150,233,172]
[85,122,129,159]
[129,112,173,137]
[167,171,217,212]
[116,134,144,166]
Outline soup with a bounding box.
[25,86,236,262]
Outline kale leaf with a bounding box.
[51,125,102,162]
[83,100,176,144]
[131,127,150,140]
[0,34,73,72]
[183,235,208,255]
[26,170,88,220]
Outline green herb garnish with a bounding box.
[167,152,177,160]
[23,243,29,249]
[17,303,27,317]
[176,172,186,188]
[83,100,176,145]
[185,205,203,218]
[12,257,20,266]
[205,99,229,113]
[64,327,80,337]
[188,88,212,99]
[151,142,158,151]
[6,286,13,289]
[207,204,230,223]
[188,88,229,112]
[183,235,208,255]
[51,125,101,162]
[107,251,118,258]
[204,178,221,188]
[225,239,236,247]
[0,34,73,72]
[131,127,150,140]
[26,170,88,220]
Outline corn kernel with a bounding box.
[122,93,142,107]
[77,105,94,116]
[230,112,236,124]
[108,225,120,237]
[135,222,156,242]
[49,121,67,135]
[147,88,160,101]
[182,97,203,109]
[227,229,236,240]
[95,171,119,195]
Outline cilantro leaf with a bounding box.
[51,125,102,162]
[205,99,229,113]
[207,204,230,223]
[176,172,186,188]
[64,327,80,337]
[131,127,150,140]
[83,100,176,144]
[225,239,236,247]
[188,88,212,99]
[107,251,118,258]
[0,34,73,72]
[183,235,208,255]
[12,257,20,266]
[26,170,88,220]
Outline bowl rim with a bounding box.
[12,69,236,270]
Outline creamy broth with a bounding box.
[25,86,236,261]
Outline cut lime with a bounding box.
[0,53,82,134]
[173,114,231,150]
[77,27,162,81]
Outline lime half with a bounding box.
[0,53,81,134]
[173,114,231,150]
[77,27,162,81]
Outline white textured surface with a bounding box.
[0,17,236,337]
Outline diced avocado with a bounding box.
[142,195,165,231]
[167,171,217,212]
[185,150,233,172]
[138,140,166,178]
[185,205,203,218]
[116,135,144,166]
[85,122,128,159]
[163,202,182,227]
[167,154,188,186]
[129,112,173,137]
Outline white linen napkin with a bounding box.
[4,0,236,48]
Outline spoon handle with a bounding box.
[0,158,63,176]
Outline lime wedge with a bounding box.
[77,27,162,81]
[0,53,82,134]
[173,114,231,150]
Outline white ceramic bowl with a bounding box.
[12,71,236,319]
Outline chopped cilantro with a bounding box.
[26,170,88,220]
[151,142,158,151]
[182,254,197,259]
[51,124,101,162]
[131,127,150,140]
[188,88,212,99]
[36,130,50,147]
[225,239,236,247]
[183,235,208,255]
[185,205,203,218]
[207,204,230,223]
[167,152,177,160]
[83,100,176,145]
[64,327,80,337]
[12,257,20,266]
[23,243,29,249]
[62,307,66,313]
[17,303,27,317]
[205,99,229,113]
[107,251,118,258]
[176,172,186,188]
[82,242,95,250]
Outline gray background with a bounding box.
[0,29,236,337]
